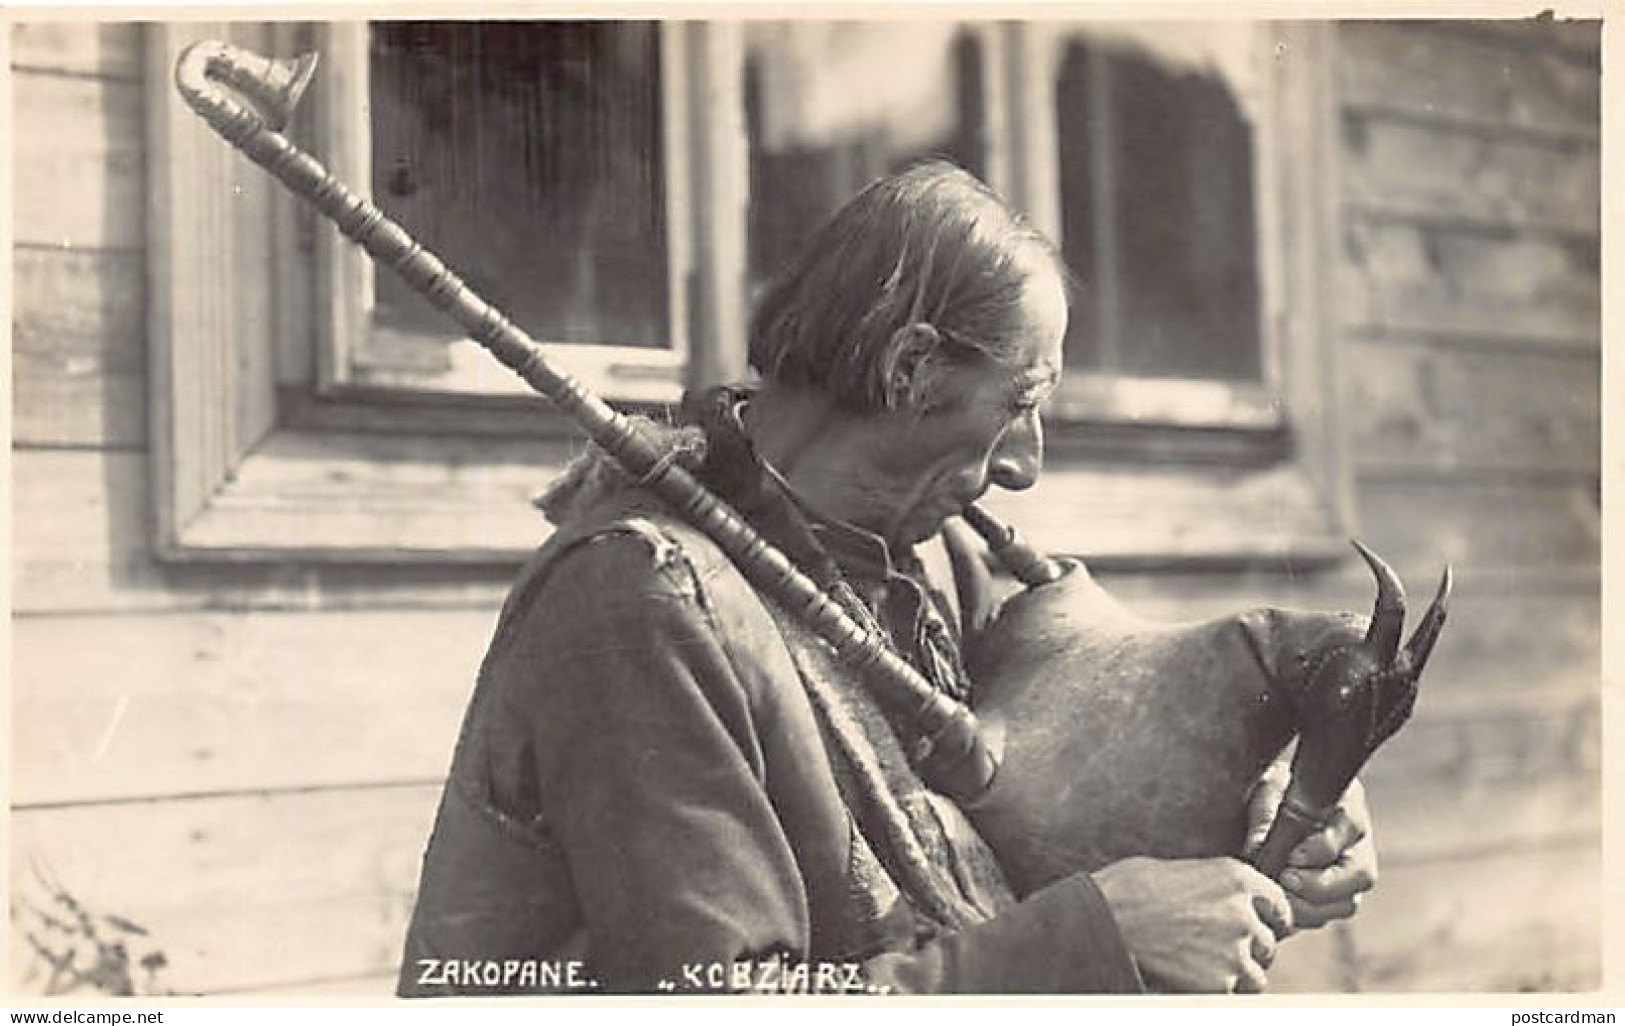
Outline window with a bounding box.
[336,22,686,403]
[968,23,1349,562]
[1053,37,1263,383]
[984,23,1290,433]
[148,19,1347,567]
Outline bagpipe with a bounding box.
[174,41,1451,893]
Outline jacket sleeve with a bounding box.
[862,873,1142,994]
[504,525,1140,995]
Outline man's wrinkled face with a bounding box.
[870,269,1068,548]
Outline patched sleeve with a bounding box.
[500,526,811,992]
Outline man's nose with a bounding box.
[989,411,1043,492]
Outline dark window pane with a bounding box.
[1056,38,1262,381]
[1055,44,1100,371]
[744,24,986,291]
[368,22,668,360]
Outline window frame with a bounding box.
[147,19,1349,568]
[147,20,749,562]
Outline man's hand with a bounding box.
[1244,760,1378,929]
[1092,857,1293,993]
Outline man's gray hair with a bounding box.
[747,160,1070,413]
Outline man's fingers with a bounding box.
[1243,820,1270,856]
[1282,841,1378,904]
[1281,830,1374,930]
[1287,806,1367,869]
[1249,920,1278,969]
[1233,958,1269,994]
[1288,894,1359,930]
[1243,761,1292,854]
[1246,873,1295,938]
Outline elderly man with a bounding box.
[397,161,1375,996]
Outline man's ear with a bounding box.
[879,322,947,411]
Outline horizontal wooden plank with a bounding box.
[13,447,151,597]
[1341,115,1598,237]
[8,786,438,995]
[1351,475,1599,573]
[11,609,490,806]
[1344,337,1598,478]
[1360,695,1600,861]
[10,448,525,615]
[1340,836,1601,991]
[12,247,146,366]
[1340,219,1599,342]
[1337,22,1599,139]
[10,370,146,451]
[12,69,144,250]
[10,23,143,78]
[12,246,149,448]
[12,555,516,619]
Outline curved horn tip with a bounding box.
[1435,564,1455,606]
[1399,562,1454,677]
[1351,538,1407,659]
[1350,539,1407,608]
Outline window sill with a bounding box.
[1049,374,1286,431]
[163,424,1345,571]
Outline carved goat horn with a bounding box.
[1352,540,1407,662]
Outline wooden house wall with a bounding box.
[7,21,1603,996]
[1302,20,1601,991]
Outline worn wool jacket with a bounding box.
[396,400,1143,996]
